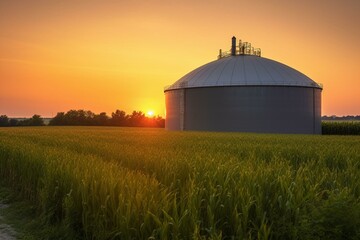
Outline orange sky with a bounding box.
[1,0,359,117]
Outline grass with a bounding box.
[0,127,359,239]
[0,186,67,240]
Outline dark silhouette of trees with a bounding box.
[93,112,109,126]
[9,119,18,126]
[31,114,45,126]
[0,115,9,126]
[148,116,165,128]
[49,112,66,125]
[129,111,146,127]
[49,109,165,128]
[64,110,94,126]
[1,110,165,128]
[50,110,97,126]
[322,115,360,121]
[110,110,128,126]
[3,111,360,130]
[17,115,45,126]
[0,115,44,127]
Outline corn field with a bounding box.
[0,127,359,239]
[322,121,360,135]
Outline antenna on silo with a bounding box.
[218,49,222,59]
[238,39,242,54]
[231,36,236,56]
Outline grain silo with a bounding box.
[164,36,322,134]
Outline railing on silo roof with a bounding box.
[218,37,261,59]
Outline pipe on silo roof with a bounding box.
[231,36,236,56]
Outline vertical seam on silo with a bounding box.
[216,58,231,85]
[179,68,200,88]
[230,56,239,85]
[188,62,213,87]
[242,56,246,85]
[313,88,315,134]
[193,62,215,87]
[280,63,301,86]
[250,57,262,85]
[277,62,297,85]
[197,59,224,87]
[258,58,276,83]
[183,89,186,130]
[179,90,183,130]
[254,57,275,84]
[172,61,212,90]
[276,62,293,85]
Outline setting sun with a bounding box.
[146,110,154,117]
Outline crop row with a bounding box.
[322,121,360,135]
[0,127,359,239]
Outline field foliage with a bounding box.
[322,121,360,135]
[0,127,359,239]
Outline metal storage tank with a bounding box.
[164,37,323,134]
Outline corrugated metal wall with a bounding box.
[165,89,184,130]
[314,88,322,134]
[165,86,322,134]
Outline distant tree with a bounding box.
[49,112,66,125]
[18,115,44,126]
[154,116,165,128]
[85,110,95,125]
[129,111,146,127]
[9,119,19,126]
[93,112,109,126]
[66,110,86,125]
[17,119,29,126]
[143,115,165,128]
[61,110,95,125]
[110,110,128,126]
[29,114,45,126]
[50,110,98,126]
[0,115,9,127]
[322,115,360,121]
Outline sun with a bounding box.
[146,110,154,117]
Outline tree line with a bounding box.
[322,115,360,121]
[0,115,45,127]
[0,109,165,128]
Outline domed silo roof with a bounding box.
[165,55,322,91]
[164,36,323,134]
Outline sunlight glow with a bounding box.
[146,110,154,117]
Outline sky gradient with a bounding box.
[1,0,359,117]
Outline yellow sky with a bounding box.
[1,0,359,117]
